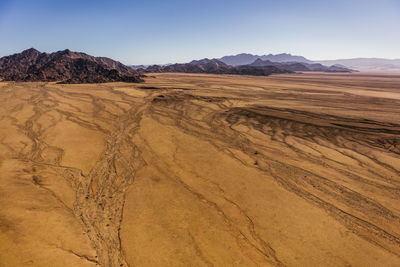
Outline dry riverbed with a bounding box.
[0,73,400,266]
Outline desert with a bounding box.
[1,1,400,265]
[0,72,399,266]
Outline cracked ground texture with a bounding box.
[0,73,400,266]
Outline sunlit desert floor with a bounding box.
[0,73,400,266]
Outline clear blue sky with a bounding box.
[0,0,399,64]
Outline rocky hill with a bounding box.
[0,48,144,83]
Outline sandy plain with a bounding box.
[0,73,399,266]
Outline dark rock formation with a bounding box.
[0,48,144,83]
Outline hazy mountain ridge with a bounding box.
[217,53,400,72]
[219,53,313,66]
[0,48,144,83]
[130,65,149,70]
[317,58,400,72]
[249,58,354,72]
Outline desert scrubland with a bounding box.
[0,73,400,266]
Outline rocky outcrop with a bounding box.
[0,48,144,83]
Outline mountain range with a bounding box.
[0,48,143,83]
[145,58,291,76]
[1,49,398,84]
[248,58,352,72]
[142,57,354,75]
[218,53,312,66]
[217,53,400,72]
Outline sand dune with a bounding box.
[0,73,399,266]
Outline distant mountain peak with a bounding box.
[21,48,40,56]
[252,58,269,65]
[189,58,212,64]
[189,58,228,67]
[60,48,72,55]
[23,47,39,52]
[271,53,290,56]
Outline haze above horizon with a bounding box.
[0,0,399,65]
